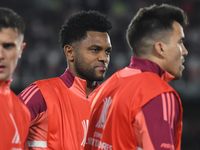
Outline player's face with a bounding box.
[0,28,25,81]
[163,21,188,79]
[73,31,112,82]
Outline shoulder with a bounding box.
[18,84,41,103]
[35,77,63,88]
[18,84,47,121]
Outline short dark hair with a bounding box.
[126,4,188,56]
[0,7,25,35]
[59,10,112,50]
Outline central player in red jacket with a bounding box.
[18,11,112,150]
[84,4,188,150]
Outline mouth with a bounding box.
[0,65,6,72]
[96,66,107,71]
[181,58,185,70]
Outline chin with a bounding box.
[93,75,105,81]
[173,77,180,80]
[95,78,104,82]
[174,74,182,80]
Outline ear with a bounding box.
[18,42,26,58]
[154,41,166,58]
[63,45,74,61]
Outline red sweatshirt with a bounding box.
[18,69,99,150]
[0,80,30,150]
[84,57,183,150]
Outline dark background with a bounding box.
[1,0,200,149]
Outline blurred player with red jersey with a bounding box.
[0,7,30,150]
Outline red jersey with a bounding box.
[18,69,99,150]
[84,57,183,150]
[0,80,30,150]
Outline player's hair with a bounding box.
[59,10,112,50]
[0,7,25,35]
[126,4,188,56]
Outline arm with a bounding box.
[132,92,179,150]
[18,84,47,121]
[18,84,48,149]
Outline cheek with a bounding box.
[107,56,110,63]
[173,45,182,61]
[9,53,19,70]
[178,44,183,54]
[86,54,98,64]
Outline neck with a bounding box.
[67,67,98,96]
[0,79,12,95]
[86,80,97,96]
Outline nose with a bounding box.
[182,45,188,56]
[98,51,109,63]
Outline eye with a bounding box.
[105,50,111,55]
[3,43,14,50]
[179,38,185,44]
[90,48,99,52]
[92,49,98,52]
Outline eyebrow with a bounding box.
[3,42,15,44]
[89,45,100,48]
[106,47,112,51]
[89,45,112,50]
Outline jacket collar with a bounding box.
[59,69,99,99]
[0,79,12,95]
[128,56,174,82]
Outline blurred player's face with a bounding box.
[73,31,112,82]
[163,21,188,79]
[0,28,25,81]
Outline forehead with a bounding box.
[80,31,111,46]
[0,27,20,42]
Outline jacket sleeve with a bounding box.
[17,84,47,121]
[132,92,180,150]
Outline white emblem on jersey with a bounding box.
[96,96,112,129]
[81,119,89,146]
[10,113,21,144]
